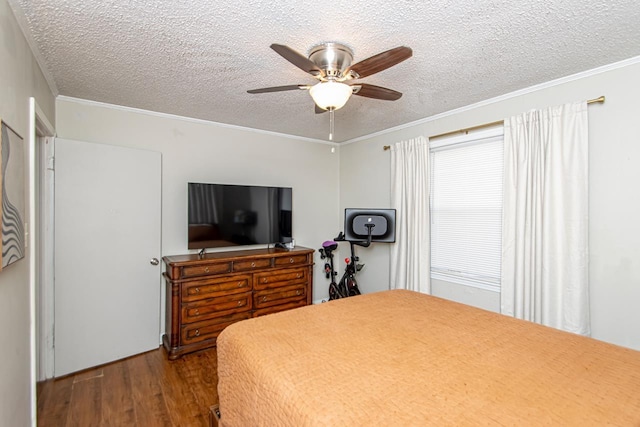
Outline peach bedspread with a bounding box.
[216,290,640,426]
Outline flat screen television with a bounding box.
[344,208,396,243]
[188,182,292,249]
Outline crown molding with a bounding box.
[56,96,338,146]
[56,53,640,147]
[343,55,640,145]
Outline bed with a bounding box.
[216,289,640,426]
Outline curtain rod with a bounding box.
[383,95,605,151]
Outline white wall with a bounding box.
[0,0,55,425]
[340,59,640,351]
[55,98,341,311]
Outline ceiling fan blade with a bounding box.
[247,85,309,94]
[348,46,412,78]
[271,44,322,75]
[352,83,402,101]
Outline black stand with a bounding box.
[335,223,374,273]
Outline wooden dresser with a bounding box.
[162,246,314,359]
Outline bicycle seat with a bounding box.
[322,240,338,252]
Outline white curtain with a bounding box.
[390,136,430,293]
[501,101,590,335]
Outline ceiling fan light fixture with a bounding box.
[309,81,353,110]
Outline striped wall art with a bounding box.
[0,120,25,271]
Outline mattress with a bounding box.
[216,289,640,426]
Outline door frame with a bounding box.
[35,133,55,381]
[29,97,55,424]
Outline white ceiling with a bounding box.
[9,0,640,143]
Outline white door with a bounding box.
[54,138,162,376]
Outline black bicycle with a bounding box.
[319,223,375,300]
[319,240,344,300]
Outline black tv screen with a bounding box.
[188,183,292,249]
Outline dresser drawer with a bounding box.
[182,292,251,324]
[252,299,307,317]
[253,284,306,309]
[182,274,251,302]
[274,254,308,267]
[181,262,232,278]
[181,312,251,345]
[233,257,271,271]
[254,267,307,290]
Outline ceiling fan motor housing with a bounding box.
[308,43,354,79]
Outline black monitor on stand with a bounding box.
[342,208,396,246]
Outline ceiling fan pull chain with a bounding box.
[329,108,335,141]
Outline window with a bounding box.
[429,126,503,292]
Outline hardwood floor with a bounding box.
[37,347,218,427]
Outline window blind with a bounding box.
[429,126,503,292]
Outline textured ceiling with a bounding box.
[9,0,640,142]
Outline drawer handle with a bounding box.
[297,274,302,278]
[238,281,244,287]
[262,296,267,302]
[194,329,200,337]
[251,262,256,267]
[289,258,294,263]
[237,301,243,306]
[204,267,210,273]
[296,290,301,296]
[262,278,268,283]
[194,309,199,315]
[194,287,200,293]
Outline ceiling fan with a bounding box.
[247,43,412,140]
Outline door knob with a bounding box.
[150,258,159,266]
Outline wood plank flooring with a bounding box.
[37,347,218,427]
